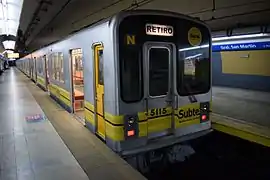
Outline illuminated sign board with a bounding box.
[7,53,19,59]
[145,24,174,36]
[212,41,270,51]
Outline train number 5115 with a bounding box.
[149,108,167,116]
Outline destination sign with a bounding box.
[145,24,174,36]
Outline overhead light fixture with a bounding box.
[4,50,14,54]
[0,0,24,36]
[179,44,209,52]
[212,33,270,42]
[3,40,15,49]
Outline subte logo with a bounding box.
[188,27,202,46]
[178,108,200,119]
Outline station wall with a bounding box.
[212,49,270,92]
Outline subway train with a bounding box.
[17,10,212,170]
[0,55,7,75]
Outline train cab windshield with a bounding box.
[178,45,210,96]
[118,14,211,103]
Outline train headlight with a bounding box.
[124,114,139,139]
[128,116,135,125]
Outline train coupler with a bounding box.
[166,144,195,163]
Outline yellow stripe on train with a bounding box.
[37,76,46,88]
[48,84,71,106]
[83,100,205,141]
[84,101,95,126]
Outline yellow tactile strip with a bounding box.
[211,113,270,147]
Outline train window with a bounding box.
[120,48,143,102]
[52,54,57,80]
[149,47,169,97]
[51,55,55,79]
[52,52,64,83]
[56,54,61,81]
[98,50,104,85]
[177,45,210,96]
[37,58,43,74]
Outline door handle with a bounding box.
[144,98,149,116]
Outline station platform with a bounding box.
[211,86,270,147]
[0,68,146,180]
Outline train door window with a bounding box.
[149,47,169,97]
[98,50,104,85]
[70,48,84,117]
[43,55,47,78]
[177,46,210,96]
[52,54,56,80]
[120,48,143,102]
[55,53,60,81]
[58,53,64,83]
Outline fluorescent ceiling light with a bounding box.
[0,0,24,36]
[212,33,270,42]
[3,40,15,49]
[179,44,209,52]
[4,49,14,53]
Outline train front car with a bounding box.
[114,10,212,168]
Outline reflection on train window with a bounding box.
[120,48,143,102]
[51,52,64,83]
[71,48,84,94]
[149,47,169,97]
[177,46,210,96]
[98,49,104,85]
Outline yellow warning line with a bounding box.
[211,113,270,147]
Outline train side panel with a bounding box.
[28,20,117,122]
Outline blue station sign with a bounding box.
[212,41,270,52]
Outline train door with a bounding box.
[93,44,105,139]
[70,48,85,119]
[44,55,49,90]
[144,43,175,139]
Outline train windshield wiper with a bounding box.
[184,83,198,103]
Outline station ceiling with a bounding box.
[19,0,270,51]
